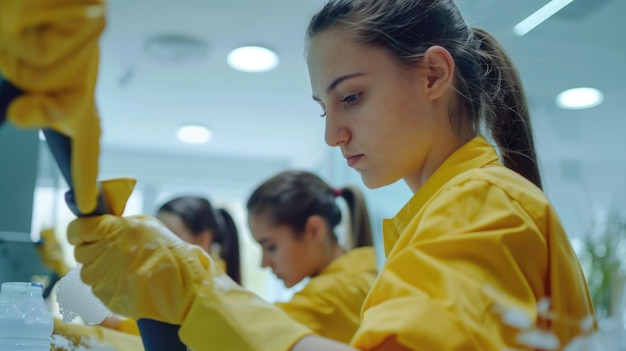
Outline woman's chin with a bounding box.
[361,172,395,189]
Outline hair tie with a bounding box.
[333,188,342,197]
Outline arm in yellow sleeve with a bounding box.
[275,247,377,343]
[276,288,333,337]
[67,180,313,351]
[0,0,106,214]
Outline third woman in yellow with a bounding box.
[246,170,378,343]
[157,196,241,284]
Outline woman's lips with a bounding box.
[346,154,363,167]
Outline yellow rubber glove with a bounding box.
[53,317,144,351]
[35,228,71,277]
[0,0,106,214]
[67,180,313,351]
[99,316,141,335]
[117,318,140,335]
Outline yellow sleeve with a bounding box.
[353,179,554,351]
[178,278,312,351]
[276,268,374,343]
[276,282,354,342]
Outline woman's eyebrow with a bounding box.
[312,72,366,101]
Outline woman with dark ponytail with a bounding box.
[246,170,377,343]
[297,0,595,349]
[67,1,597,350]
[157,196,241,284]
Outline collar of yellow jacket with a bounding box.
[382,136,500,256]
[322,247,378,275]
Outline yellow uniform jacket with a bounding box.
[352,137,595,350]
[276,247,378,343]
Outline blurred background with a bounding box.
[1,0,625,320]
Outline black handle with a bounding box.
[41,130,111,216]
[0,77,187,351]
[0,75,20,127]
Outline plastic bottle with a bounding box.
[0,282,54,351]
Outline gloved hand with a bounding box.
[68,179,313,351]
[69,212,212,324]
[0,0,106,214]
[53,317,144,351]
[35,228,71,277]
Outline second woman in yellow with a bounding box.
[246,170,378,343]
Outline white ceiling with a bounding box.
[97,0,329,168]
[93,0,626,228]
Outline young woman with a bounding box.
[157,196,241,284]
[66,0,596,350]
[247,170,377,342]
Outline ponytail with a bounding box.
[158,196,242,285]
[337,185,373,249]
[215,208,242,285]
[247,170,374,251]
[471,27,543,190]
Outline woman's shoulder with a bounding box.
[300,248,378,295]
[433,164,554,224]
[445,164,548,204]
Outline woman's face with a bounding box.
[248,213,322,288]
[307,28,451,191]
[157,211,211,252]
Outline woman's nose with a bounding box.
[260,254,271,268]
[324,112,350,147]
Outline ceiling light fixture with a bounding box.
[556,87,604,110]
[227,46,279,72]
[144,34,208,64]
[514,0,573,36]
[177,125,212,144]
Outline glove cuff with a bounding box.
[179,281,312,351]
[117,318,140,336]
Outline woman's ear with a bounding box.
[422,45,455,102]
[303,215,327,243]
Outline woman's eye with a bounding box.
[341,93,361,104]
[265,245,277,253]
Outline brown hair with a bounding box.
[246,170,373,249]
[158,196,241,284]
[307,0,542,189]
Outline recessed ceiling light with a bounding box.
[144,34,208,64]
[177,125,212,144]
[556,87,604,110]
[227,46,279,72]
